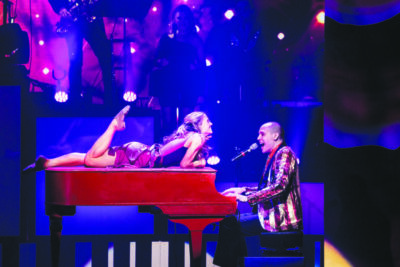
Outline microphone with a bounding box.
[231,143,258,162]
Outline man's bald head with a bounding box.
[260,122,284,142]
[257,122,285,153]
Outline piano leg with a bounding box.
[170,217,224,267]
[49,214,63,267]
[47,205,76,267]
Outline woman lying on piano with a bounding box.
[23,105,213,172]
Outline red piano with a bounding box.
[45,167,237,267]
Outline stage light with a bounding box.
[205,58,212,67]
[152,6,158,12]
[316,11,325,24]
[216,100,221,104]
[39,40,44,46]
[42,67,50,75]
[224,9,235,20]
[325,240,352,266]
[52,68,68,103]
[35,14,40,18]
[195,25,200,32]
[277,32,285,40]
[54,91,68,103]
[123,91,137,102]
[207,155,220,165]
[129,42,137,54]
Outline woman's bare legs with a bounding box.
[22,153,86,173]
[44,153,86,168]
[23,105,131,172]
[84,105,130,167]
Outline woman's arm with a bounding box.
[180,133,206,168]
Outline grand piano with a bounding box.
[45,167,237,267]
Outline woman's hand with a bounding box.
[191,158,206,168]
[201,133,212,141]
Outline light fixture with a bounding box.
[123,91,137,102]
[224,9,235,20]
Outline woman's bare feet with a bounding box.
[113,105,131,130]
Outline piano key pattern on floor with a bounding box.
[3,235,323,267]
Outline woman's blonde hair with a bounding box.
[163,111,207,144]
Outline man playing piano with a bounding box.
[24,106,213,171]
[213,122,303,267]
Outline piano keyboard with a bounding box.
[17,240,220,267]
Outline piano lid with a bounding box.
[45,167,237,216]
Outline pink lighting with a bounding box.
[42,68,50,75]
[316,11,325,24]
[54,91,68,103]
[224,9,235,20]
[35,14,40,18]
[123,91,137,102]
[39,40,44,46]
[277,32,285,40]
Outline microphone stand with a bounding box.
[233,146,243,187]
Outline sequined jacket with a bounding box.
[246,146,303,232]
